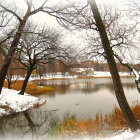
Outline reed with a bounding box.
[4,80,54,95]
[48,102,140,138]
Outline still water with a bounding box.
[34,77,139,119]
[0,77,139,140]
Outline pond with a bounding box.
[0,77,139,140]
[33,77,139,119]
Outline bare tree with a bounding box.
[116,0,140,93]
[17,25,67,95]
[88,0,139,132]
[0,0,74,94]
[36,65,47,78]
[49,0,140,131]
[0,0,33,94]
[0,5,13,44]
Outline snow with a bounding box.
[132,68,140,81]
[105,131,134,140]
[0,88,45,117]
[46,130,140,140]
[91,71,130,77]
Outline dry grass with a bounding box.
[60,115,101,137]
[3,80,54,95]
[48,102,140,138]
[77,75,135,79]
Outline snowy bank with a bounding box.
[0,88,46,117]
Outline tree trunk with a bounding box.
[19,69,32,95]
[7,80,11,89]
[0,59,11,92]
[88,0,140,131]
[0,23,27,94]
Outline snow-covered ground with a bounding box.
[91,130,138,140]
[93,71,130,77]
[0,88,45,117]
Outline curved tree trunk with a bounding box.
[19,69,32,95]
[88,0,140,131]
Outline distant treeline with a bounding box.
[0,54,139,77]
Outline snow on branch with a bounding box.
[114,52,140,93]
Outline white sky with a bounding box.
[3,0,140,63]
[4,0,123,27]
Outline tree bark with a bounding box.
[88,0,140,131]
[19,69,32,95]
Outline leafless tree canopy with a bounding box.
[0,0,78,94]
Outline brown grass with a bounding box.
[3,80,54,95]
[48,102,140,138]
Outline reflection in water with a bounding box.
[33,78,139,120]
[0,119,4,139]
[24,111,37,138]
[29,78,140,122]
[0,108,62,140]
[32,78,136,96]
[0,77,139,139]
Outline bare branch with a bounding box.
[0,4,22,22]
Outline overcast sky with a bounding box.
[4,0,123,27]
[3,0,140,63]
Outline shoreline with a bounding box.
[31,75,135,81]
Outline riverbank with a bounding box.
[0,88,45,117]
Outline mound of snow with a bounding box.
[0,88,45,117]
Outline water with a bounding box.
[33,77,138,119]
[0,77,139,140]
